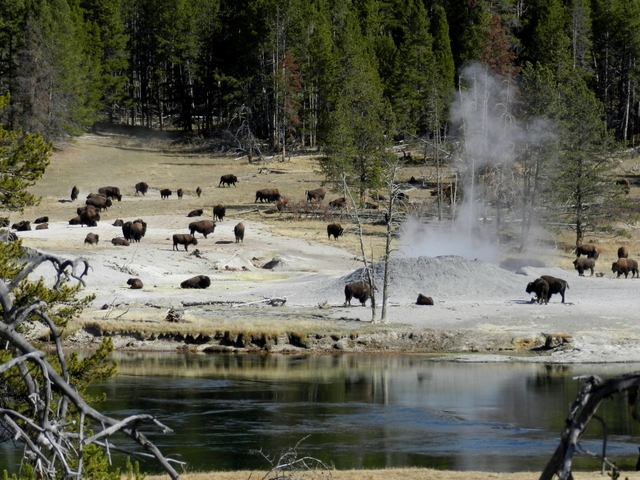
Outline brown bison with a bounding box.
[80,208,100,227]
[122,220,146,242]
[540,275,569,303]
[98,186,122,201]
[181,275,211,289]
[112,219,124,227]
[189,220,216,238]
[177,188,184,199]
[84,233,99,245]
[306,187,326,202]
[35,223,48,230]
[234,222,245,243]
[573,258,595,277]
[329,197,346,208]
[127,278,143,289]
[86,195,112,211]
[34,216,48,224]
[416,294,434,305]
[135,182,149,196]
[11,220,31,231]
[219,174,238,187]
[612,258,639,278]
[344,280,372,307]
[111,237,130,246]
[160,189,172,199]
[173,233,198,251]
[196,186,202,197]
[213,204,226,222]
[575,243,599,259]
[618,246,629,259]
[187,209,203,217]
[616,178,631,194]
[69,216,82,225]
[255,188,281,203]
[71,185,79,201]
[526,278,550,304]
[327,223,344,240]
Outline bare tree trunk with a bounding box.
[380,158,400,323]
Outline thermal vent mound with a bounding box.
[335,255,527,302]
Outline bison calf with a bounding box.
[84,233,99,246]
[416,294,434,305]
[573,258,595,276]
[327,223,344,240]
[127,278,143,289]
[180,275,211,289]
[234,222,245,243]
[173,234,198,251]
[344,280,372,307]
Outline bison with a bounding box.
[135,182,149,196]
[187,209,203,218]
[180,275,211,289]
[71,185,79,201]
[86,195,112,211]
[416,294,434,305]
[84,233,99,245]
[69,216,81,225]
[255,188,281,203]
[526,278,550,304]
[573,258,595,277]
[173,233,198,251]
[329,197,346,208]
[344,280,372,307]
[122,220,146,242]
[11,220,31,231]
[612,258,639,278]
[35,223,48,230]
[177,188,184,199]
[112,219,124,227]
[618,246,629,259]
[540,275,569,303]
[219,174,238,187]
[98,186,122,201]
[616,178,631,194]
[79,209,99,227]
[234,222,245,243]
[34,216,48,224]
[213,204,226,222]
[127,278,143,289]
[575,243,599,259]
[196,186,202,197]
[189,220,215,238]
[111,237,130,246]
[160,189,172,199]
[306,187,326,202]
[327,223,344,240]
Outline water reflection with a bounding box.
[4,354,640,475]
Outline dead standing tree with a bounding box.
[540,372,640,480]
[0,251,181,479]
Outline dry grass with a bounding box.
[145,469,629,480]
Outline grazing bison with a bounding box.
[255,188,281,203]
[135,182,149,196]
[196,186,202,197]
[80,209,100,227]
[127,278,143,289]
[187,209,203,217]
[71,186,79,201]
[234,222,245,243]
[327,223,344,240]
[173,233,198,251]
[180,275,211,289]
[34,216,48,224]
[416,294,434,305]
[306,187,326,202]
[112,219,124,227]
[612,258,639,278]
[219,174,238,187]
[111,237,130,246]
[616,178,631,194]
[540,275,569,303]
[11,220,31,231]
[122,220,146,242]
[84,233,99,245]
[177,188,184,199]
[618,246,629,259]
[213,204,226,222]
[573,258,595,276]
[98,186,122,201]
[344,280,372,307]
[526,278,550,304]
[329,197,346,208]
[189,220,216,238]
[86,195,112,211]
[35,223,48,230]
[160,189,172,199]
[575,243,599,259]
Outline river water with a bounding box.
[3,353,640,474]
